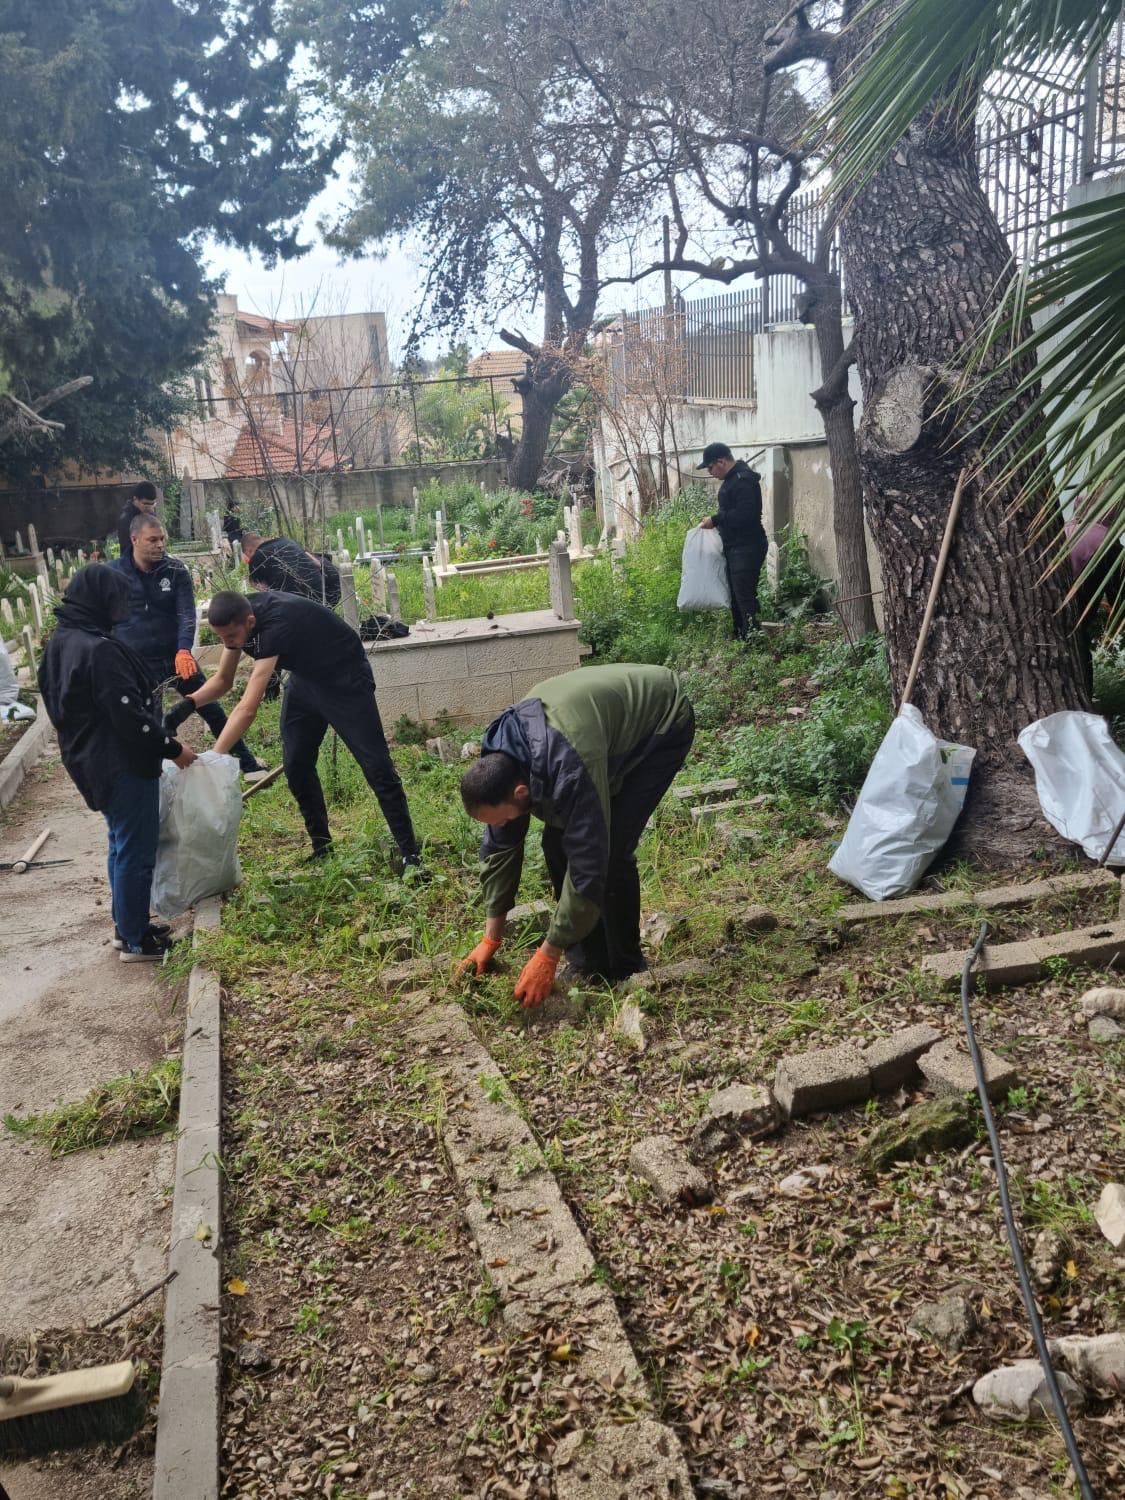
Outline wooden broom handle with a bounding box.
[900,469,967,710]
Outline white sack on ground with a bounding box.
[0,642,36,721]
[828,705,976,901]
[152,750,242,918]
[1017,710,1125,865]
[677,526,730,611]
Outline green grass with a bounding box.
[3,1058,182,1157]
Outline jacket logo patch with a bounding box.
[159,577,172,591]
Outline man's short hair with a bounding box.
[130,512,164,538]
[132,480,158,502]
[208,591,252,628]
[241,531,263,556]
[460,752,526,811]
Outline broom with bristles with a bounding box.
[0,1360,147,1456]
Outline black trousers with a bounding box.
[726,538,768,640]
[280,670,418,856]
[540,709,695,982]
[143,657,256,770]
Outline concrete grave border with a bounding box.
[0,697,53,809]
[153,895,224,1500]
[837,868,1118,929]
[404,996,694,1495]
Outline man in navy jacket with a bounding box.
[112,514,265,775]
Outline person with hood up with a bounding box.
[457,664,695,1004]
[697,442,768,639]
[37,565,198,960]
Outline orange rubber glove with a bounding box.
[175,650,198,682]
[513,948,559,1009]
[457,936,501,977]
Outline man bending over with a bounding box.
[175,590,421,871]
[458,664,695,1005]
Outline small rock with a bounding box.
[1078,986,1125,1019]
[412,1363,437,1384]
[778,1163,832,1197]
[612,999,647,1051]
[460,741,480,761]
[691,1083,781,1162]
[857,1094,977,1173]
[972,1360,1085,1420]
[1089,1014,1125,1042]
[640,910,689,952]
[622,958,708,994]
[724,904,779,940]
[909,1295,977,1353]
[1029,1229,1066,1290]
[425,735,457,763]
[1095,1181,1125,1250]
[237,1340,270,1370]
[630,1135,713,1207]
[1050,1332,1125,1391]
[919,1037,1017,1100]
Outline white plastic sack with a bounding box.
[1017,711,1125,865]
[151,750,242,918]
[677,526,730,611]
[0,641,36,721]
[828,705,976,901]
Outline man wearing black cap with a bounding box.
[697,442,767,639]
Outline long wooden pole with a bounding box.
[900,469,967,710]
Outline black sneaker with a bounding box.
[391,849,430,882]
[303,841,333,863]
[119,929,175,963]
[113,921,171,951]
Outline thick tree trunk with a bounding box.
[808,290,877,639]
[508,353,571,491]
[838,98,1089,862]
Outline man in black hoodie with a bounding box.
[115,479,159,555]
[698,442,768,639]
[38,565,198,960]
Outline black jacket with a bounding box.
[249,537,340,606]
[116,501,149,555]
[37,565,184,812]
[111,551,197,667]
[710,461,766,551]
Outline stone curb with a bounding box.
[922,919,1125,990]
[0,697,52,809]
[404,997,693,1494]
[837,868,1118,928]
[153,895,224,1500]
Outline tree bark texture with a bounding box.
[808,289,877,639]
[508,352,571,491]
[838,69,1089,861]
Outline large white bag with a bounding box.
[828,705,976,901]
[151,750,242,918]
[1017,711,1125,865]
[677,526,730,611]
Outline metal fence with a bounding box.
[613,21,1125,409]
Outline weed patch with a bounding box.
[4,1058,181,1157]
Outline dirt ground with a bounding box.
[0,752,183,1500]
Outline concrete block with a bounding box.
[1089,1014,1125,1041]
[554,1420,694,1499]
[417,672,512,723]
[424,734,458,763]
[629,1135,712,1207]
[690,797,764,824]
[508,899,553,935]
[373,640,471,686]
[612,999,647,1051]
[704,1082,780,1134]
[919,1037,1018,1100]
[773,1042,870,1119]
[976,868,1119,909]
[622,958,709,993]
[863,1024,943,1093]
[672,777,741,802]
[465,628,577,676]
[1028,921,1125,968]
[365,924,413,958]
[921,939,1042,990]
[838,890,968,926]
[375,682,420,731]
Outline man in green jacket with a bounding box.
[458,665,695,1005]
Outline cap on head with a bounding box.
[697,442,734,470]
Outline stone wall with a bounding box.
[0,482,136,551]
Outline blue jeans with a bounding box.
[103,772,161,950]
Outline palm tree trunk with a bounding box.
[838,91,1090,861]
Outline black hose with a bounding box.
[960,923,1096,1500]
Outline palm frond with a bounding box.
[822,0,1119,192]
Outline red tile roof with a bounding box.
[224,420,340,478]
[235,311,295,334]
